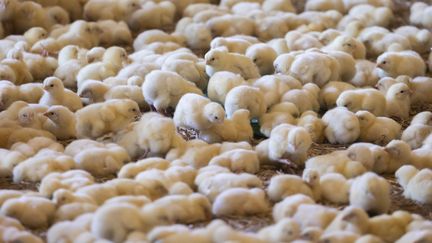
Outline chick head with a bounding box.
[275,218,301,241]
[48,6,69,25]
[204,49,226,66]
[387,83,412,100]
[272,102,300,118]
[336,92,354,110]
[24,27,47,43]
[204,102,225,124]
[17,107,35,125]
[395,165,418,188]
[300,227,323,242]
[6,48,23,60]
[318,29,340,45]
[302,168,320,186]
[355,110,375,128]
[60,45,80,60]
[384,140,411,160]
[339,206,369,226]
[376,53,395,72]
[117,99,141,120]
[121,0,141,13]
[375,77,396,91]
[303,83,320,98]
[43,77,64,92]
[52,189,75,206]
[103,46,130,67]
[44,105,72,124]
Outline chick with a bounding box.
[368,211,413,243]
[133,29,185,51]
[199,109,253,143]
[385,83,411,120]
[410,2,432,29]
[142,70,203,111]
[141,193,211,227]
[91,203,143,243]
[267,172,317,202]
[396,165,432,204]
[205,48,260,79]
[76,98,140,139]
[208,149,260,173]
[305,150,367,178]
[1,196,55,229]
[282,83,320,113]
[396,230,432,243]
[383,139,411,174]
[224,85,266,119]
[293,204,338,229]
[258,218,301,243]
[325,206,370,235]
[198,172,262,201]
[127,1,176,32]
[245,43,277,76]
[336,88,386,116]
[253,75,293,108]
[350,60,380,87]
[377,51,426,78]
[305,0,345,13]
[13,150,75,183]
[206,15,256,37]
[259,102,299,137]
[402,113,432,149]
[394,26,432,54]
[175,18,212,50]
[323,35,366,59]
[17,105,47,129]
[174,93,225,131]
[38,77,82,112]
[117,157,170,179]
[356,110,401,145]
[320,173,351,204]
[349,172,391,215]
[272,194,315,221]
[322,107,360,144]
[285,30,323,51]
[42,105,77,140]
[326,50,357,82]
[207,71,246,104]
[39,170,94,197]
[212,188,270,217]
[257,124,313,165]
[319,81,355,109]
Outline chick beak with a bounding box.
[376,63,384,69]
[43,112,49,117]
[288,144,296,152]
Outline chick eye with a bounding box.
[50,84,54,87]
[400,90,405,93]
[131,108,137,112]
[214,116,218,120]
[211,58,215,61]
[382,61,387,64]
[253,58,257,62]
[50,112,54,115]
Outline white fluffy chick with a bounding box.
[38,169,94,197]
[204,48,260,79]
[323,35,366,59]
[142,70,203,111]
[173,93,225,131]
[336,88,386,116]
[75,99,140,139]
[293,204,338,229]
[206,15,256,37]
[296,111,326,143]
[253,75,293,108]
[326,50,357,82]
[410,2,432,29]
[141,193,211,227]
[1,196,55,229]
[210,36,252,54]
[320,173,351,204]
[285,30,323,51]
[394,26,432,54]
[257,124,312,165]
[267,171,318,202]
[246,43,278,76]
[383,139,412,174]
[199,109,253,143]
[207,71,246,104]
[208,149,260,173]
[91,203,143,243]
[322,107,360,144]
[117,157,170,179]
[325,206,370,235]
[272,194,316,221]
[104,85,149,111]
[402,112,432,149]
[396,230,432,243]
[42,105,77,140]
[385,82,411,120]
[224,85,266,119]
[162,59,208,90]
[377,51,426,78]
[133,29,185,51]
[356,110,401,145]
[286,50,340,87]
[319,81,355,109]
[198,172,263,201]
[350,59,380,87]
[212,188,270,217]
[259,102,299,137]
[127,1,176,32]
[349,172,391,215]
[306,150,367,178]
[258,218,301,243]
[368,211,414,243]
[175,18,212,50]
[282,83,320,114]
[38,77,82,112]
[396,165,432,204]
